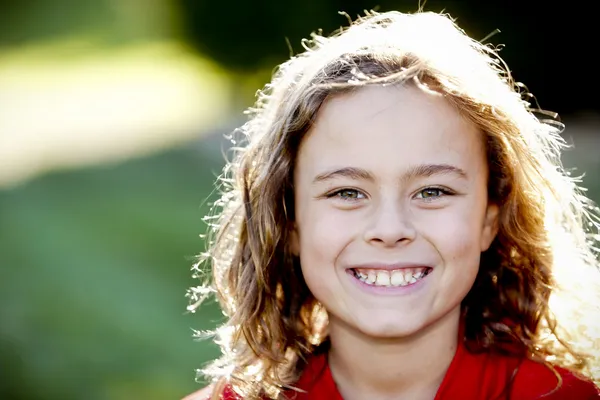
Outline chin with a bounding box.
[353,314,426,339]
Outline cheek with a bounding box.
[420,213,484,306]
[297,225,344,306]
[418,209,485,266]
[298,210,354,262]
[296,208,357,290]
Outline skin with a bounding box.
[290,84,499,399]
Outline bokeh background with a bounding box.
[0,1,598,399]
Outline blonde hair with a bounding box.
[188,10,600,399]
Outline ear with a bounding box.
[289,222,300,256]
[480,203,500,252]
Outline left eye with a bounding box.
[416,188,447,199]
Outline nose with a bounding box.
[363,198,416,247]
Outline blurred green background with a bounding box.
[0,1,598,399]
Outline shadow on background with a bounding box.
[0,1,598,399]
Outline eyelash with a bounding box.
[326,188,366,201]
[414,186,454,201]
[326,186,454,201]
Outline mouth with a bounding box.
[348,266,433,288]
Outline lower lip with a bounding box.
[346,269,431,295]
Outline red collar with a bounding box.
[282,341,599,400]
[188,340,599,400]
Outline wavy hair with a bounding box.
[188,10,600,399]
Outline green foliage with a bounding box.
[0,143,226,399]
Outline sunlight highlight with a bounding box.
[0,39,231,187]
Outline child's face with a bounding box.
[291,84,499,340]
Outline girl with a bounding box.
[185,10,600,400]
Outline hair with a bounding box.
[187,10,600,399]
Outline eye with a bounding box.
[328,188,366,201]
[415,187,453,200]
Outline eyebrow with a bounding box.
[312,163,468,184]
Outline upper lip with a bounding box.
[348,263,433,271]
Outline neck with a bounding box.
[327,308,461,400]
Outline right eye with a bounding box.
[327,189,366,201]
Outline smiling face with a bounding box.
[291,84,499,340]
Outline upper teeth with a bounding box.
[354,268,428,287]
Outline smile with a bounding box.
[350,267,432,288]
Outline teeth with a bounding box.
[390,270,405,286]
[353,267,429,287]
[376,271,390,286]
[367,271,376,284]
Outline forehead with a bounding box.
[297,84,485,175]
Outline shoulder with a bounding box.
[512,358,599,399]
[181,384,239,400]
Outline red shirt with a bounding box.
[185,342,599,399]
